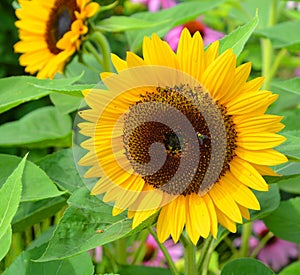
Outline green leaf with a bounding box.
[277,130,300,161]
[0,155,26,240]
[276,174,300,194]
[96,16,168,32]
[2,244,94,275]
[0,106,72,148]
[12,197,66,232]
[0,226,12,261]
[229,0,272,29]
[50,93,83,114]
[119,265,172,275]
[279,261,300,275]
[126,0,226,51]
[219,13,258,56]
[250,184,280,220]
[37,149,85,194]
[221,258,275,275]
[38,187,158,261]
[0,75,84,114]
[256,20,300,50]
[0,154,65,202]
[264,197,300,243]
[271,78,300,96]
[32,84,92,97]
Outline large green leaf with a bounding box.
[276,174,300,194]
[0,74,84,114]
[126,0,226,51]
[279,261,300,275]
[38,187,158,261]
[271,78,300,96]
[0,154,65,202]
[37,149,85,194]
[277,130,300,161]
[49,93,83,114]
[250,184,280,220]
[0,155,26,245]
[0,106,72,148]
[221,258,275,275]
[12,197,66,232]
[2,241,93,275]
[256,20,300,50]
[219,13,258,56]
[0,226,12,261]
[264,197,300,243]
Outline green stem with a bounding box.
[261,0,278,90]
[250,232,274,258]
[91,32,112,72]
[131,230,149,265]
[197,234,214,275]
[84,41,105,70]
[102,245,119,273]
[115,238,127,264]
[268,48,287,81]
[180,232,196,275]
[240,222,252,257]
[148,227,180,275]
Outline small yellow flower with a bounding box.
[14,0,100,79]
[78,29,287,245]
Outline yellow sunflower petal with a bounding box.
[111,53,128,71]
[209,183,242,223]
[237,133,286,150]
[157,205,171,243]
[220,174,260,210]
[215,207,237,233]
[252,164,280,176]
[186,194,210,244]
[202,194,218,238]
[230,157,269,191]
[235,147,288,166]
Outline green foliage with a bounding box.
[1,0,300,273]
[219,13,258,56]
[221,258,275,275]
[264,197,300,243]
[279,262,300,275]
[0,106,72,148]
[126,0,226,51]
[2,234,94,275]
[0,154,65,202]
[38,187,158,261]
[0,155,26,261]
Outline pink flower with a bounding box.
[131,0,176,12]
[165,19,224,51]
[253,220,298,272]
[142,235,183,267]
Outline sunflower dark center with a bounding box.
[123,85,237,196]
[46,0,78,54]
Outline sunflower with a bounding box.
[14,0,99,79]
[78,29,287,245]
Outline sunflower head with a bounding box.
[14,0,100,79]
[77,29,287,244]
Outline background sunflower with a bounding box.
[14,0,99,78]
